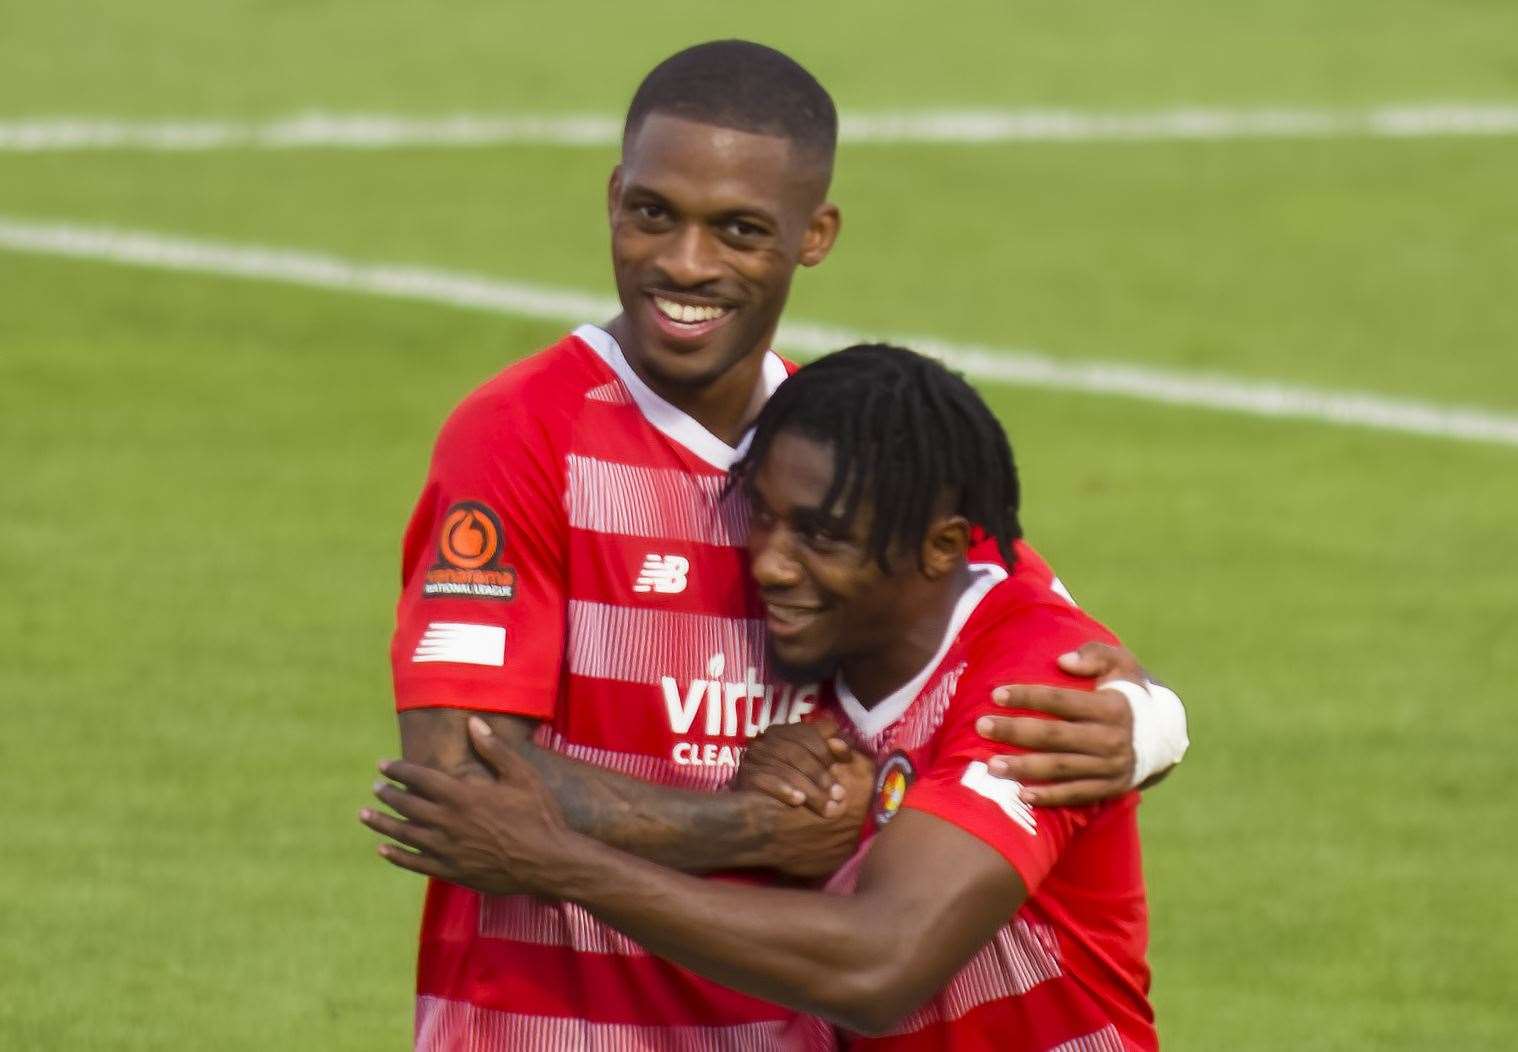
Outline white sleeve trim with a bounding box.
[1102,679,1190,788]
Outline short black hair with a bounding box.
[733,344,1022,570]
[624,40,837,167]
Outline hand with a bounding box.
[359,716,579,896]
[977,642,1143,807]
[763,748,876,880]
[733,718,855,818]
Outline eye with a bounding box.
[632,202,672,227]
[801,523,848,549]
[722,218,770,243]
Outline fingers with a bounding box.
[977,713,1128,756]
[376,759,459,802]
[1055,642,1146,684]
[810,715,841,739]
[742,768,843,817]
[1017,778,1125,808]
[748,727,844,793]
[746,755,843,815]
[834,751,878,796]
[375,841,449,880]
[371,779,446,825]
[738,724,857,817]
[467,716,530,778]
[806,718,852,761]
[986,751,1124,786]
[989,684,1130,724]
[778,729,844,786]
[737,768,806,807]
[359,806,442,854]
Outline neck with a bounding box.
[840,563,977,708]
[605,315,772,447]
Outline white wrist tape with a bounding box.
[1101,679,1191,789]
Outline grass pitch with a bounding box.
[3,3,1517,1048]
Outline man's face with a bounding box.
[609,114,838,390]
[746,430,916,682]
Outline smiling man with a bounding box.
[371,345,1157,1050]
[378,40,1185,1050]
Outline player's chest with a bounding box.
[561,452,761,617]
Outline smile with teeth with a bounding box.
[653,295,731,325]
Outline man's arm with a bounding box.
[371,718,1021,1037]
[977,642,1189,805]
[398,707,869,877]
[711,644,1189,813]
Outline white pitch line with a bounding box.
[4,104,1518,152]
[1,215,1515,448]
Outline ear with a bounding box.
[920,515,971,580]
[606,165,624,225]
[799,202,841,268]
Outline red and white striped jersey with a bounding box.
[796,568,1155,1052]
[390,325,1066,1050]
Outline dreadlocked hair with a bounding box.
[733,344,1021,570]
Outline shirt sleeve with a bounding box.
[900,610,1126,894]
[967,534,1074,604]
[390,386,568,720]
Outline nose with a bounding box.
[657,222,723,289]
[750,525,803,591]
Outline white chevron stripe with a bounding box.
[411,622,505,666]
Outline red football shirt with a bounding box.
[391,326,1068,1050]
[796,567,1156,1052]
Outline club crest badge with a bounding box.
[872,751,915,827]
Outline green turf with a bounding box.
[7,133,1518,408]
[4,3,1517,1049]
[7,1,1518,115]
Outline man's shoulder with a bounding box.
[435,329,614,452]
[957,575,1119,689]
[458,329,611,415]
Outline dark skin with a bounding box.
[396,709,868,877]
[391,114,1162,886]
[605,112,839,444]
[395,115,860,874]
[365,433,1048,1035]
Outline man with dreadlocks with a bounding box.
[396,344,1157,1051]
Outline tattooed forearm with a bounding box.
[397,706,779,873]
[518,745,778,872]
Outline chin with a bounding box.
[642,346,734,389]
[767,640,838,685]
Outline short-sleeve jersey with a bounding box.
[390,326,1068,1050]
[803,567,1155,1052]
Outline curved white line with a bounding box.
[1,215,1514,447]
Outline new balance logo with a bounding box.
[634,553,689,594]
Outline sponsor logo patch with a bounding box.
[424,501,517,601]
[872,751,915,827]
